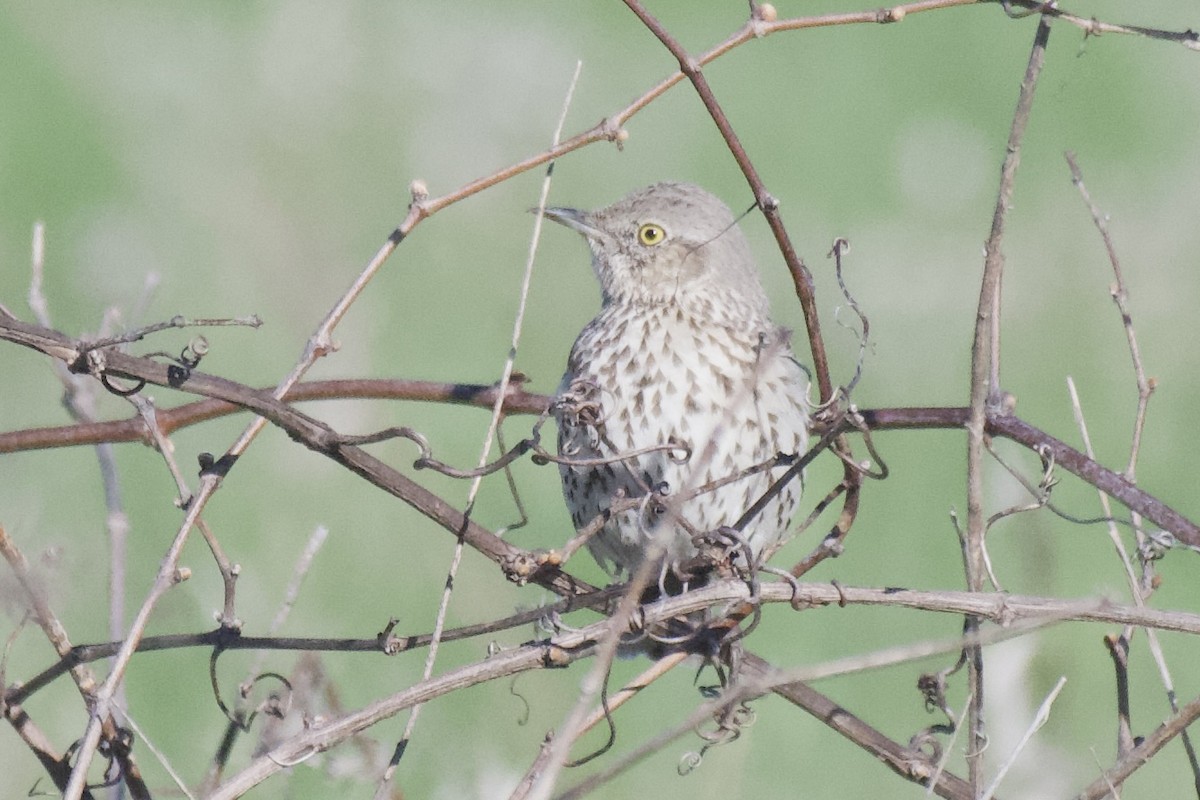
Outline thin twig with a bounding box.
[0,377,551,454]
[964,13,1053,789]
[376,59,584,800]
[558,619,1064,800]
[1074,692,1200,800]
[980,675,1067,800]
[1064,152,1155,481]
[1065,155,1200,791]
[26,227,148,795]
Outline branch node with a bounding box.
[751,3,776,35]
[500,550,545,585]
[543,645,573,668]
[408,178,429,204]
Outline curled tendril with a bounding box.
[210,645,294,732]
[909,728,948,762]
[842,407,890,480]
[539,438,691,469]
[509,676,531,726]
[829,237,872,397]
[677,750,704,775]
[338,409,689,481]
[760,565,806,609]
[65,736,123,790]
[99,373,147,397]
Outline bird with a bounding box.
[545,181,809,582]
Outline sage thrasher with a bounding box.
[546,181,809,580]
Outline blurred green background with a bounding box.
[2,2,1199,797]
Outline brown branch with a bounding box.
[745,653,976,800]
[621,0,867,597]
[0,377,549,454]
[622,0,831,404]
[4,319,1195,552]
[985,413,1199,548]
[1074,691,1200,799]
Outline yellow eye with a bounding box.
[637,223,666,246]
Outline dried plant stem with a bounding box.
[375,60,584,800]
[965,13,1053,789]
[1075,692,1200,800]
[980,676,1067,799]
[1065,153,1200,791]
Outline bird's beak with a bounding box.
[540,206,605,240]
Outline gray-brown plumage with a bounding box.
[546,182,809,577]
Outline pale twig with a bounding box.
[1066,378,1140,593]
[1064,152,1155,482]
[78,314,262,352]
[27,224,141,781]
[130,396,191,504]
[374,60,584,800]
[1087,746,1124,800]
[575,651,689,739]
[980,676,1067,800]
[26,222,49,324]
[1064,151,1200,785]
[243,525,328,685]
[129,394,243,628]
[114,702,197,800]
[550,497,641,568]
[519,502,697,800]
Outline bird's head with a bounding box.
[544,182,769,320]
